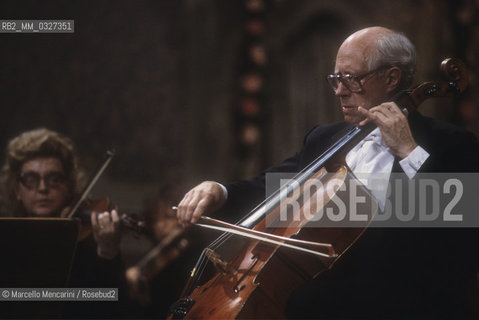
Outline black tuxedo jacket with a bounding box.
[218,111,479,318]
[224,111,479,216]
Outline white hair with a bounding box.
[368,31,417,90]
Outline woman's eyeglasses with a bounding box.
[18,171,66,189]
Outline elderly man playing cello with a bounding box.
[176,26,479,318]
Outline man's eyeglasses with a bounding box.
[326,66,391,93]
[18,172,67,189]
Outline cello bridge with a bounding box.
[205,248,237,276]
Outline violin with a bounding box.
[126,225,190,305]
[168,58,468,319]
[71,198,147,241]
[126,202,197,305]
[66,151,147,241]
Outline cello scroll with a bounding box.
[401,58,468,109]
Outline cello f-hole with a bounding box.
[233,254,259,293]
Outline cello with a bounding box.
[168,58,468,319]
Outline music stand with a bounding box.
[0,218,79,318]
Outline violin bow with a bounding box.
[66,150,115,219]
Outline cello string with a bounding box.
[187,225,234,290]
[170,206,234,290]
[170,126,371,289]
[237,127,366,228]
[180,127,366,290]
[171,127,362,287]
